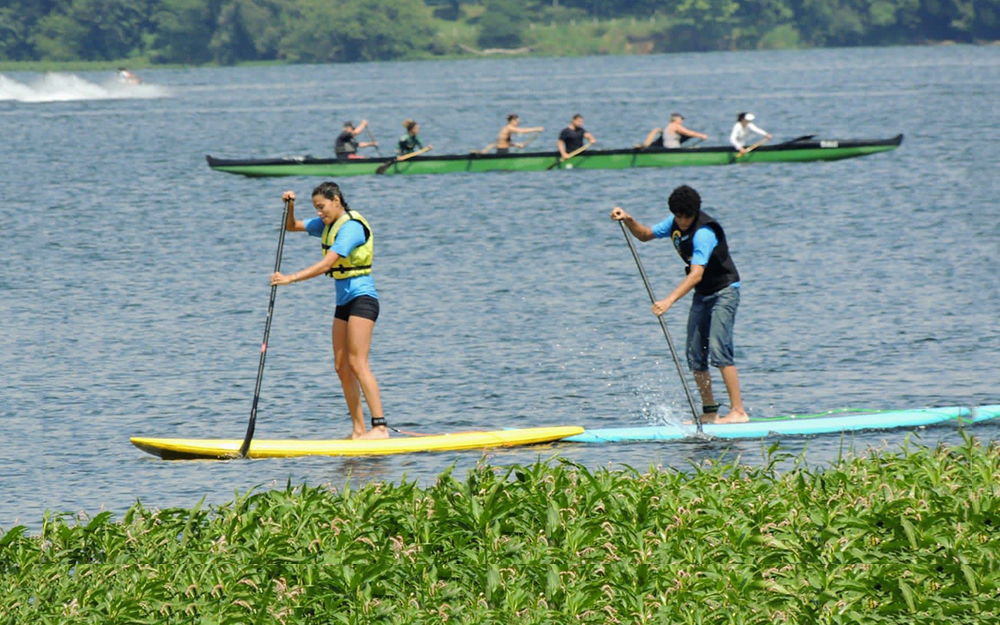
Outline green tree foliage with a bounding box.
[478,0,526,48]
[279,0,435,63]
[33,0,151,61]
[150,0,219,63]
[0,0,70,60]
[209,0,283,64]
[950,0,1000,39]
[1,0,999,65]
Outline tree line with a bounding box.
[1,0,997,65]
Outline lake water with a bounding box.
[1,45,998,531]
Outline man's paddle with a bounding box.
[364,127,382,158]
[736,137,770,159]
[617,220,703,432]
[238,198,291,458]
[375,145,433,175]
[548,141,592,170]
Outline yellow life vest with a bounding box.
[321,210,373,279]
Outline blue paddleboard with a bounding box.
[566,405,1000,443]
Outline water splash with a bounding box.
[0,72,171,103]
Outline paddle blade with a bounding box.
[375,158,395,175]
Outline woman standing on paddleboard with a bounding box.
[271,183,388,440]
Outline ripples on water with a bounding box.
[1,46,998,530]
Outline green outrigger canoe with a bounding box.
[207,134,902,178]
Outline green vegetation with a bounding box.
[0,0,998,67]
[3,438,1000,622]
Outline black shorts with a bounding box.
[334,295,379,322]
[496,147,510,155]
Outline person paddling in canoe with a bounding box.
[730,112,772,155]
[640,113,708,149]
[397,119,424,155]
[335,120,378,160]
[611,185,749,424]
[270,183,389,440]
[494,114,543,154]
[557,113,596,160]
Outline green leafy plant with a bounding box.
[3,437,1000,623]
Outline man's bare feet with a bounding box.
[356,425,389,440]
[683,412,722,426]
[714,410,749,424]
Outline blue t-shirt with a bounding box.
[651,216,740,288]
[305,217,378,306]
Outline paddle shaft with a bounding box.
[618,220,702,430]
[737,137,770,159]
[517,130,541,152]
[549,141,591,169]
[364,127,382,158]
[239,198,291,457]
[376,144,432,174]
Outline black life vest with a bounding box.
[670,211,740,295]
[398,134,422,154]
[335,130,357,157]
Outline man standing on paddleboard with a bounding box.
[611,185,750,424]
[271,183,389,440]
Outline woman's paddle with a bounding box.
[736,137,770,159]
[516,130,542,152]
[617,220,703,432]
[238,198,291,457]
[376,145,433,175]
[548,141,592,170]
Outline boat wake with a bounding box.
[0,73,170,103]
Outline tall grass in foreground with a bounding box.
[2,437,999,623]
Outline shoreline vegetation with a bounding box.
[3,438,999,622]
[1,40,994,75]
[1,0,998,71]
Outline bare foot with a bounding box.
[683,413,721,426]
[714,410,750,424]
[346,429,365,440]
[356,425,389,440]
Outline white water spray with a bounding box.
[0,72,170,103]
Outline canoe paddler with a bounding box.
[611,185,749,424]
[557,113,596,159]
[640,113,708,149]
[397,119,424,155]
[270,183,388,440]
[730,112,772,155]
[335,120,378,159]
[495,114,543,154]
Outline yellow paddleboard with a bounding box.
[130,426,584,460]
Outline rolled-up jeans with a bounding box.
[686,285,739,372]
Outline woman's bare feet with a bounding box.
[356,425,389,440]
[346,428,365,440]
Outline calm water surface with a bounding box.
[1,46,998,531]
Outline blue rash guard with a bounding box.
[651,216,741,288]
[305,217,379,306]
